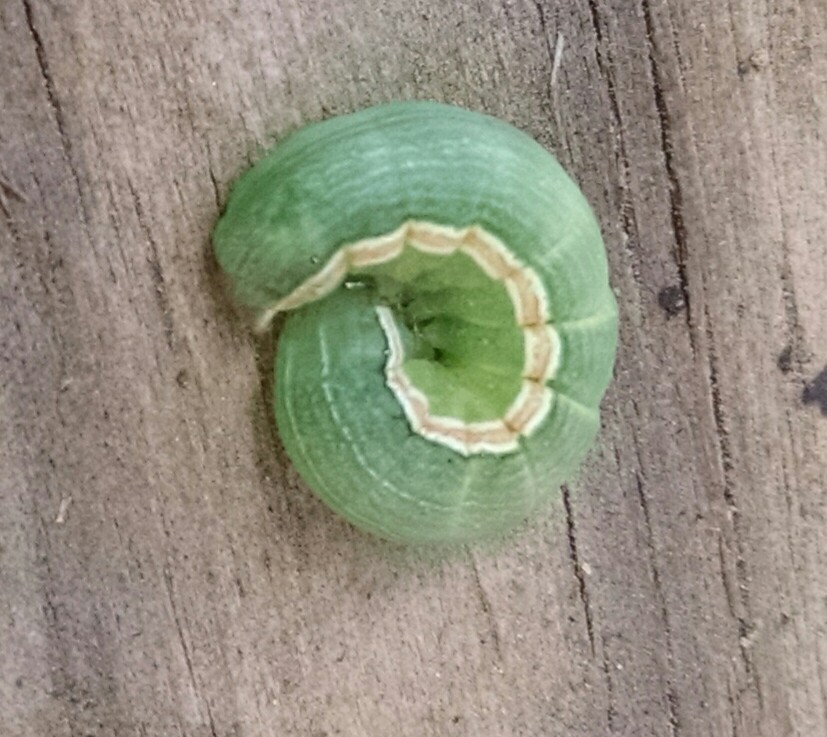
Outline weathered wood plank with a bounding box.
[2,1,825,735]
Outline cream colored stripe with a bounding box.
[257,221,561,455]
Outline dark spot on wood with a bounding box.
[657,285,686,318]
[0,175,27,203]
[802,366,827,415]
[175,369,189,388]
[737,50,767,77]
[777,345,793,373]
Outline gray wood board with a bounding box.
[2,1,826,735]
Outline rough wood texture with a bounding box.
[2,1,826,735]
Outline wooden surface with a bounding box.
[2,1,826,735]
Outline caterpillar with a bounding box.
[213,101,617,544]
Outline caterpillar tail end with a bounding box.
[254,304,281,334]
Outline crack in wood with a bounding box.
[208,165,223,213]
[727,672,751,737]
[766,128,808,381]
[561,484,595,654]
[469,552,504,666]
[585,0,649,306]
[703,302,762,705]
[633,471,681,736]
[531,1,555,87]
[718,535,738,620]
[640,0,695,356]
[163,564,219,736]
[600,640,618,733]
[0,190,20,239]
[531,0,566,116]
[24,473,80,733]
[0,174,28,203]
[126,178,176,350]
[21,0,91,232]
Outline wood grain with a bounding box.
[2,1,825,735]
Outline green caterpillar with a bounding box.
[213,101,617,544]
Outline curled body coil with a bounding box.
[213,101,617,544]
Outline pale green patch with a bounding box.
[353,247,524,423]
